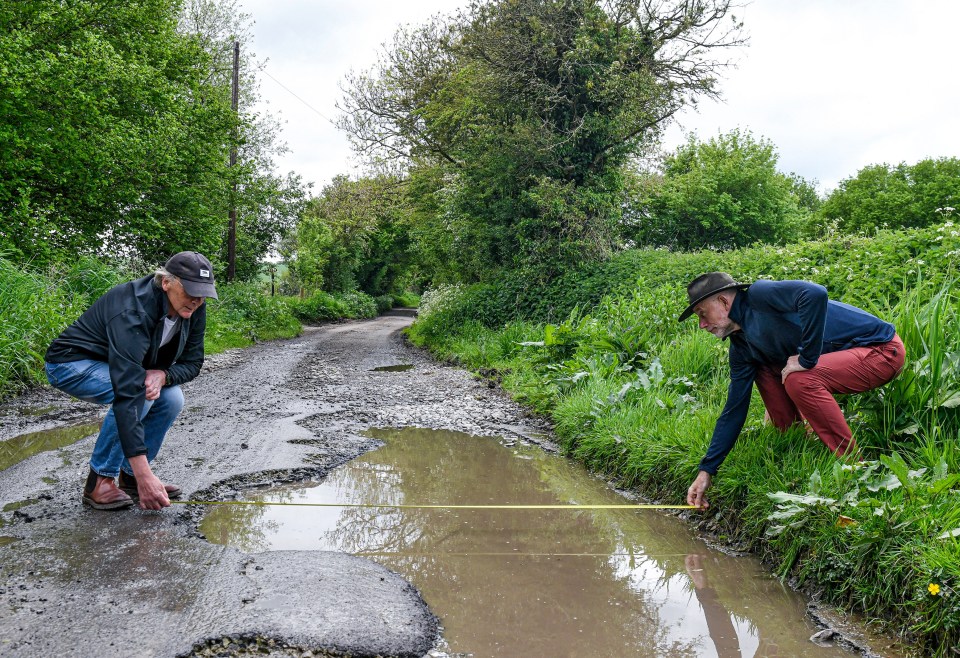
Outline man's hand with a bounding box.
[144,369,166,401]
[780,355,809,384]
[129,455,170,510]
[687,470,712,510]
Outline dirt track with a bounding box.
[0,312,550,657]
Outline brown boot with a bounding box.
[117,470,182,500]
[82,469,135,510]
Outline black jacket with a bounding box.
[45,275,206,458]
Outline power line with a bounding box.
[260,68,337,126]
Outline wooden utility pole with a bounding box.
[227,40,240,281]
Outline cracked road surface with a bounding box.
[0,312,549,657]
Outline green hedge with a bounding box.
[287,289,379,323]
[415,222,958,333]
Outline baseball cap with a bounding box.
[164,251,218,299]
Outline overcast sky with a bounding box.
[240,0,960,195]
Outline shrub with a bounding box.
[287,289,379,323]
[204,282,302,352]
[812,158,960,236]
[393,291,421,308]
[410,221,959,332]
[374,295,394,314]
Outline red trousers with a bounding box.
[754,335,905,456]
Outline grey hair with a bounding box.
[153,267,178,288]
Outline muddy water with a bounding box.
[371,364,415,372]
[0,420,101,472]
[200,427,854,657]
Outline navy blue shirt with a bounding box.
[699,280,895,475]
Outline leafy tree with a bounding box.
[338,0,744,280]
[627,129,811,250]
[0,0,305,274]
[179,0,308,279]
[0,0,231,263]
[812,157,960,236]
[285,175,412,295]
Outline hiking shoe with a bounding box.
[117,470,182,500]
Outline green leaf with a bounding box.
[879,452,913,490]
[940,391,960,408]
[768,505,805,521]
[767,491,836,506]
[928,474,960,497]
[808,469,823,495]
[866,472,902,492]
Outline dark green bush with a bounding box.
[288,291,351,322]
[287,289,379,323]
[374,294,394,314]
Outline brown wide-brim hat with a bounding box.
[678,272,750,322]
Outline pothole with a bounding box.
[195,426,858,658]
[0,419,101,471]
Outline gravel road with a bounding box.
[0,312,550,657]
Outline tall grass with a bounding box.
[0,256,126,397]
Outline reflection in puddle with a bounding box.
[201,428,853,657]
[371,364,414,372]
[0,420,101,472]
[19,405,58,416]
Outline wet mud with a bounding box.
[0,316,906,657]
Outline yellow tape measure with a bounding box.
[171,500,695,510]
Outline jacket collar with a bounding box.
[149,275,176,320]
[726,289,749,337]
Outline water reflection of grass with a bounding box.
[0,421,101,471]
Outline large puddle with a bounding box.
[0,420,101,472]
[200,427,858,657]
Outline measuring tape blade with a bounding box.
[171,500,694,510]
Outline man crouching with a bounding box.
[44,252,217,510]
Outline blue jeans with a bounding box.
[45,359,184,478]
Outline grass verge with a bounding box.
[407,226,960,655]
